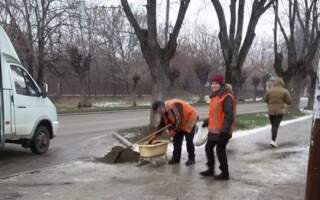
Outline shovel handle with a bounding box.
[135,124,172,144]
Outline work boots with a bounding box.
[200,166,214,176]
[214,173,229,180]
[214,166,229,180]
[185,159,195,166]
[168,159,180,165]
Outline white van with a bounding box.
[0,25,58,154]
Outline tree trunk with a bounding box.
[290,73,304,111]
[225,61,241,98]
[56,77,62,97]
[253,86,257,102]
[112,68,116,96]
[78,74,91,108]
[26,50,34,77]
[307,74,316,110]
[149,59,168,128]
[132,87,137,107]
[37,53,45,86]
[199,85,205,103]
[149,82,165,128]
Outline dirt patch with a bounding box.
[272,150,303,159]
[96,146,140,164]
[15,182,73,187]
[0,192,23,200]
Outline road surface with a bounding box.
[0,102,268,178]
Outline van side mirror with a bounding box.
[41,83,48,98]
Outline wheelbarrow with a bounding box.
[138,140,169,166]
[110,124,171,164]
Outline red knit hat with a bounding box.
[211,74,224,85]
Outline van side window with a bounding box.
[10,65,39,97]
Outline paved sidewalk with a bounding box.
[0,117,312,200]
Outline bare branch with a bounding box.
[165,0,190,55]
[275,8,289,44]
[211,0,229,54]
[120,0,145,45]
[229,0,236,42]
[295,0,305,30]
[235,0,245,46]
[147,0,157,45]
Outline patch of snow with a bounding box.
[93,101,130,107]
[244,98,253,102]
[233,115,312,139]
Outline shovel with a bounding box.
[110,124,172,163]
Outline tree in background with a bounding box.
[68,46,92,108]
[194,61,211,103]
[210,0,275,97]
[168,68,181,92]
[121,0,190,127]
[132,74,141,107]
[273,0,320,110]
[252,76,261,101]
[2,0,69,85]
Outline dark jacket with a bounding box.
[203,85,235,140]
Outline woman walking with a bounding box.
[263,78,292,147]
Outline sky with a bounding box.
[100,0,276,40]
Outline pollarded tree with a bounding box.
[273,0,320,110]
[68,46,92,108]
[194,61,211,103]
[121,0,190,127]
[210,0,275,97]
[132,74,141,107]
[252,76,261,102]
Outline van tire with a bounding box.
[30,126,50,154]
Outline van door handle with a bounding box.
[17,106,27,109]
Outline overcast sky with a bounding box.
[100,0,275,40]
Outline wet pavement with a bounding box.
[0,116,311,200]
[0,103,268,178]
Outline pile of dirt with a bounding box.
[96,146,140,164]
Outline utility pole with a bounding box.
[305,63,320,200]
[164,0,170,44]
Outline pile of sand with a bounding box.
[96,146,140,164]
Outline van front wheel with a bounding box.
[31,126,50,154]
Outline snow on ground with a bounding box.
[232,115,312,140]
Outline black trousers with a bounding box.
[269,114,283,141]
[205,138,229,174]
[172,126,196,161]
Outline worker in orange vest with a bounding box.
[200,74,236,180]
[152,99,198,166]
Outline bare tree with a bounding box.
[210,0,275,97]
[273,0,320,110]
[68,46,92,107]
[132,74,141,106]
[121,0,190,127]
[194,61,211,103]
[2,0,69,85]
[168,68,180,88]
[252,76,261,101]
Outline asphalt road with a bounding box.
[0,113,312,200]
[0,102,268,178]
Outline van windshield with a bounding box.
[10,65,40,96]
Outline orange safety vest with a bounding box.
[163,99,198,133]
[208,93,236,135]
